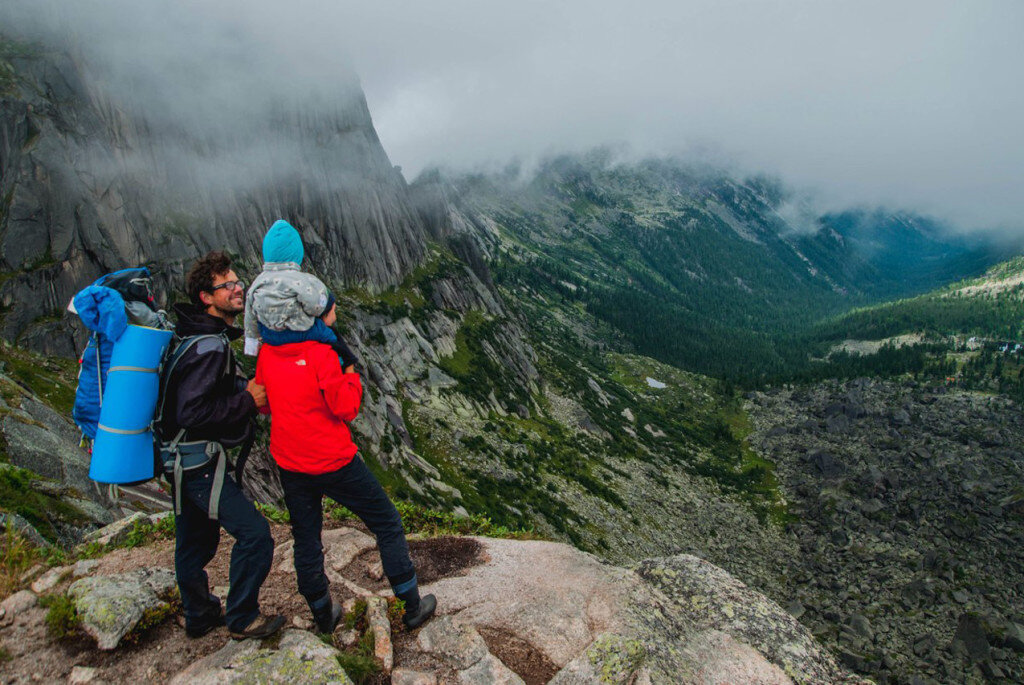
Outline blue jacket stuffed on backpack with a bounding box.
[71,285,129,439]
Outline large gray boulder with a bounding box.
[170,629,353,684]
[635,555,861,683]
[67,567,176,650]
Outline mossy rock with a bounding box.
[170,629,354,684]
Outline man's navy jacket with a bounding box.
[158,303,256,448]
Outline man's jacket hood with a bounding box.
[173,303,243,340]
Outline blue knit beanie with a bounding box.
[262,219,304,264]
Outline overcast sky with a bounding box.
[5,0,1023,229]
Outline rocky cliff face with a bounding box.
[0,43,432,356]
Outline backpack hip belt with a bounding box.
[161,428,229,520]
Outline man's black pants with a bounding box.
[279,456,415,605]
[174,461,274,633]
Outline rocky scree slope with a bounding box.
[746,379,1024,684]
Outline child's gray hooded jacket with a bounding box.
[243,261,330,356]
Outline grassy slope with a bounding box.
[779,256,1024,397]
[812,256,1024,343]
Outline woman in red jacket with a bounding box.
[255,302,436,632]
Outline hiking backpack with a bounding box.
[70,267,172,441]
[153,331,248,518]
[71,269,254,513]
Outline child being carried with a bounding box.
[244,219,358,371]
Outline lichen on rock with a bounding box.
[170,629,354,684]
[66,567,175,650]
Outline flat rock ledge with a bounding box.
[170,629,353,684]
[419,539,869,684]
[11,530,870,683]
[67,567,176,650]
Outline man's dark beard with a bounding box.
[212,301,243,318]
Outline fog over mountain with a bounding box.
[4,0,1023,230]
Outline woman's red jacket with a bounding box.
[254,341,362,475]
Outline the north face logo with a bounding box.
[296,359,307,366]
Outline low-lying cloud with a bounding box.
[4,0,1023,231]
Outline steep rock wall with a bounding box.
[0,46,433,355]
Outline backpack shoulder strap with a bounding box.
[154,333,227,430]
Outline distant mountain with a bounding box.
[432,152,1013,380]
[807,209,1004,299]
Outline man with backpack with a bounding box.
[157,251,284,641]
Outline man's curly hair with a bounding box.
[186,251,233,306]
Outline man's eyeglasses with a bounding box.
[210,280,246,292]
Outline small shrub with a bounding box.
[154,514,176,537]
[335,649,381,684]
[0,645,11,662]
[343,598,367,630]
[336,628,382,684]
[40,593,79,639]
[114,514,176,551]
[333,593,384,683]
[393,501,536,539]
[73,542,106,560]
[324,501,356,522]
[256,503,290,524]
[42,546,68,567]
[386,597,405,624]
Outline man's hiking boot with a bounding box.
[185,610,225,638]
[312,600,344,634]
[402,593,436,629]
[230,613,285,640]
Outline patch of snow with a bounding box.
[645,377,667,389]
